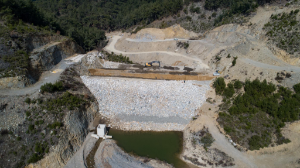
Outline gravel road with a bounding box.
[1,60,72,96]
[105,36,209,69]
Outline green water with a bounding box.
[109,129,191,168]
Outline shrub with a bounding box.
[105,52,133,64]
[17,137,22,141]
[234,80,243,89]
[200,133,214,149]
[27,153,42,164]
[37,98,43,104]
[293,83,300,93]
[177,41,190,49]
[232,57,238,66]
[223,83,235,98]
[35,143,44,153]
[52,130,57,135]
[0,129,9,135]
[224,126,233,133]
[26,111,31,117]
[31,99,36,104]
[186,16,192,21]
[190,5,201,14]
[248,135,264,150]
[28,124,34,131]
[48,122,63,129]
[213,77,226,95]
[44,91,86,111]
[25,98,31,104]
[183,7,188,14]
[212,12,217,17]
[40,81,64,93]
[226,54,231,58]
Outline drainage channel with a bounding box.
[86,139,102,168]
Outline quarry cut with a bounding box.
[81,76,210,130]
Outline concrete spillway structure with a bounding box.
[91,124,112,139]
[97,124,106,138]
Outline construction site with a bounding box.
[66,6,300,166]
[8,4,300,168]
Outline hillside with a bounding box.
[1,0,300,168]
[0,0,84,89]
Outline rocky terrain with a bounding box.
[0,64,98,168]
[0,24,83,89]
[100,3,300,168]
[81,76,210,131]
[2,1,300,168]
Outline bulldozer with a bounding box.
[145,61,160,67]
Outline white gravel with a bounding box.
[81,76,210,130]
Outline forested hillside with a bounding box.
[1,0,278,51]
[215,78,299,150]
[34,0,185,50]
[0,0,57,78]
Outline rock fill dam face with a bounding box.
[81,76,211,131]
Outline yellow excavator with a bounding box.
[145,61,160,67]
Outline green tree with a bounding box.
[232,57,238,66]
[213,77,226,95]
[234,80,243,89]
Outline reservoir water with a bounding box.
[110,129,193,168]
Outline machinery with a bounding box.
[145,61,160,67]
[213,68,225,76]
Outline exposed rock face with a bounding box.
[26,35,63,52]
[0,75,32,89]
[29,38,84,80]
[25,102,98,168]
[0,34,84,89]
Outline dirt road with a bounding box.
[188,98,257,168]
[200,114,257,168]
[241,58,300,73]
[104,36,209,69]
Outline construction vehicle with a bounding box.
[213,70,220,76]
[213,67,226,76]
[145,61,160,67]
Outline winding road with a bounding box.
[105,36,210,69]
[1,60,73,96]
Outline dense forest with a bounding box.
[33,0,186,50]
[0,0,59,78]
[214,78,300,150]
[0,0,61,31]
[1,0,277,51]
